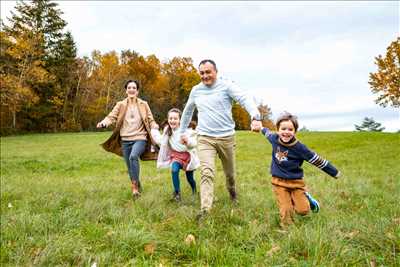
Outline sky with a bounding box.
[1,1,399,132]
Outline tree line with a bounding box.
[7,1,396,135]
[0,0,273,135]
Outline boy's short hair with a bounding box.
[276,112,299,132]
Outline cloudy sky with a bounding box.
[2,1,399,131]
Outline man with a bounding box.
[179,59,262,220]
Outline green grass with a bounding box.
[1,131,399,266]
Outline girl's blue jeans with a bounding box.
[171,161,196,194]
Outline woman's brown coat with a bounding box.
[101,97,157,157]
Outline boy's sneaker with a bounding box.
[305,192,320,213]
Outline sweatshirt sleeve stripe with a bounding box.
[320,160,329,169]
[309,154,319,164]
[308,154,327,169]
[307,152,339,177]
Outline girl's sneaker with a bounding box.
[171,192,181,202]
[305,192,320,213]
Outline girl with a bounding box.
[259,112,341,227]
[151,108,200,201]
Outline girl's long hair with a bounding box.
[162,108,197,137]
[165,108,182,137]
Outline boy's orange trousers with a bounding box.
[271,176,311,226]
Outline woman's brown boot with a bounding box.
[131,180,140,199]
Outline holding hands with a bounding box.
[97,122,106,128]
[180,134,189,145]
[251,119,262,132]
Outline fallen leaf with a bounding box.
[32,247,42,264]
[370,258,376,267]
[266,245,280,257]
[106,230,113,237]
[386,232,395,239]
[144,243,156,255]
[251,219,258,225]
[185,234,196,245]
[344,230,359,239]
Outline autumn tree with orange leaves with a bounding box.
[369,37,400,108]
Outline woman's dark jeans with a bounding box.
[121,140,147,184]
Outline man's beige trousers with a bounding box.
[197,135,236,212]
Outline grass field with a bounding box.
[1,131,399,266]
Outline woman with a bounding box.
[97,80,159,199]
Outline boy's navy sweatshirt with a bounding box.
[261,128,339,179]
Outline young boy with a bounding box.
[259,112,341,226]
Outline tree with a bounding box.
[49,31,78,130]
[162,57,200,121]
[69,56,93,130]
[2,0,77,132]
[0,27,44,133]
[299,126,309,132]
[6,0,67,57]
[369,37,400,108]
[232,103,250,130]
[91,50,125,112]
[258,103,275,130]
[355,117,385,132]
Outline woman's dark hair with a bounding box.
[276,112,299,132]
[124,79,140,90]
[198,59,217,71]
